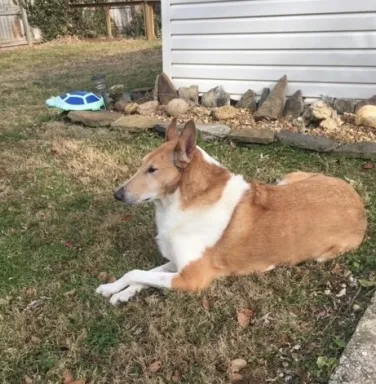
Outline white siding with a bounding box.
[162,0,376,100]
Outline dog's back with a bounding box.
[206,173,367,275]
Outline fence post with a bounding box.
[143,1,156,41]
[20,6,32,47]
[105,6,113,39]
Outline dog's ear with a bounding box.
[165,118,178,142]
[175,120,197,168]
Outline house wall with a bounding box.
[162,0,376,100]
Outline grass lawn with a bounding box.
[0,39,375,384]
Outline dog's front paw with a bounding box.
[96,283,121,297]
[109,284,145,306]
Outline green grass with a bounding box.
[0,39,375,384]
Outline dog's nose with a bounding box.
[114,187,125,202]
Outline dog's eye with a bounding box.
[147,166,157,174]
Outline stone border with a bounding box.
[66,111,376,159]
[329,292,376,384]
[154,123,376,160]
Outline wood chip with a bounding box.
[201,297,210,311]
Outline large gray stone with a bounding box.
[329,293,376,384]
[355,95,376,112]
[201,86,230,108]
[284,90,304,119]
[277,131,338,152]
[254,75,287,121]
[154,122,230,139]
[230,129,275,144]
[235,89,257,112]
[158,72,178,105]
[258,88,270,108]
[333,142,376,159]
[178,85,199,106]
[111,115,160,132]
[67,110,122,127]
[333,99,357,114]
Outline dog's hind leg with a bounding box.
[96,261,176,303]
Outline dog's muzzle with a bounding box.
[114,186,125,202]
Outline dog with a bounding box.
[96,119,367,305]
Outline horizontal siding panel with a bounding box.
[171,32,376,50]
[171,50,376,67]
[171,65,376,84]
[171,0,376,20]
[172,78,376,99]
[171,13,376,35]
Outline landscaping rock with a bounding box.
[320,117,342,131]
[138,100,159,115]
[258,88,270,108]
[153,74,159,101]
[111,115,160,132]
[284,90,304,119]
[292,117,306,131]
[154,122,230,139]
[333,99,357,114]
[124,103,139,115]
[333,142,376,159]
[311,101,334,120]
[277,131,338,152]
[201,86,230,108]
[320,95,335,107]
[114,100,129,113]
[131,92,144,102]
[355,95,376,112]
[254,75,287,121]
[197,123,231,139]
[356,105,376,128]
[235,89,257,112]
[67,110,122,127]
[109,84,125,102]
[212,105,238,120]
[230,128,275,144]
[178,85,199,106]
[166,98,189,117]
[302,105,314,125]
[120,92,132,102]
[158,72,178,105]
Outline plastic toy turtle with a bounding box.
[46,91,105,111]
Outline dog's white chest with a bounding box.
[154,175,249,271]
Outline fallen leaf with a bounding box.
[98,272,108,282]
[331,264,341,274]
[64,241,72,248]
[30,335,41,344]
[358,279,376,288]
[361,163,374,170]
[22,375,33,384]
[171,370,182,382]
[230,372,243,382]
[236,308,253,328]
[64,289,76,297]
[148,360,163,373]
[71,381,86,384]
[201,297,210,311]
[63,370,74,384]
[108,275,117,283]
[25,287,36,297]
[25,299,44,311]
[231,358,247,372]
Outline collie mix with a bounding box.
[96,119,367,305]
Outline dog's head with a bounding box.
[114,119,197,204]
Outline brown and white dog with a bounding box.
[96,119,367,305]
